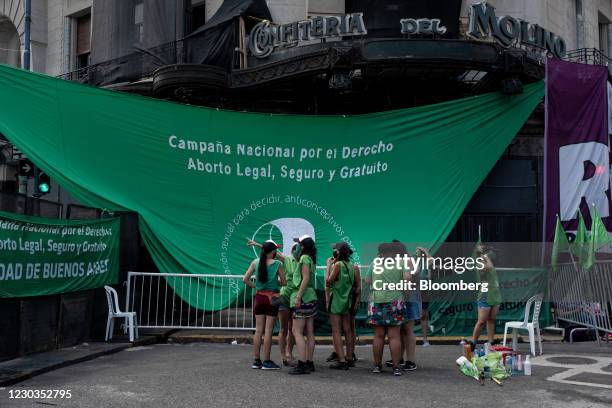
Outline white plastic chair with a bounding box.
[502,293,543,356]
[104,285,139,342]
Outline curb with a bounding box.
[0,336,160,387]
[167,333,551,346]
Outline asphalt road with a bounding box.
[1,342,611,408]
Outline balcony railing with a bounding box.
[564,48,612,67]
[59,40,186,87]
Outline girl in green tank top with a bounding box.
[242,241,286,370]
[289,237,318,375]
[247,239,298,366]
[325,242,359,370]
[471,245,502,348]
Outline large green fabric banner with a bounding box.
[0,66,544,310]
[0,211,120,298]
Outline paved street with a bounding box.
[1,342,611,408]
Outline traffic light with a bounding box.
[35,170,51,196]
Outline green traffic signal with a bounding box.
[35,170,51,196]
[38,182,50,194]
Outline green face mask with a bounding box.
[292,244,301,259]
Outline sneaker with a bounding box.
[422,340,431,347]
[251,358,263,369]
[401,361,417,371]
[306,360,315,372]
[288,361,310,375]
[326,352,339,362]
[262,360,281,370]
[393,368,403,376]
[352,352,359,362]
[282,359,290,367]
[372,365,382,373]
[385,359,404,367]
[329,361,349,370]
[347,359,355,368]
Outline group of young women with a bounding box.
[244,235,320,374]
[243,237,500,375]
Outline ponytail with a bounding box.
[258,241,278,283]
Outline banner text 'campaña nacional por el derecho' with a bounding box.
[0,211,119,298]
[0,65,544,310]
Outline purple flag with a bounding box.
[544,58,610,241]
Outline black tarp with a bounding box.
[347,0,463,38]
[89,0,186,86]
[186,0,272,69]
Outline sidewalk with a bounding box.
[0,334,163,386]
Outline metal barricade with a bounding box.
[126,266,370,331]
[551,263,612,342]
[126,272,256,331]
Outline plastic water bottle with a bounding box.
[505,355,513,375]
[459,338,466,356]
[484,342,491,355]
[524,355,532,376]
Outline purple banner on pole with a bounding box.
[544,58,610,241]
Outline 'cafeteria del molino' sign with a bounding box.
[248,3,566,59]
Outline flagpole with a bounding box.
[585,203,602,345]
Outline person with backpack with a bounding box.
[243,240,286,370]
[325,242,360,370]
[289,236,318,375]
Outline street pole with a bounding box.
[24,0,31,70]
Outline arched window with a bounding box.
[0,15,21,68]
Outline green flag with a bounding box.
[584,207,611,270]
[571,211,588,262]
[551,215,569,271]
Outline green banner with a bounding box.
[0,65,544,310]
[311,267,551,336]
[0,211,120,298]
[421,268,551,337]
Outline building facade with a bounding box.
[0,0,611,360]
[0,1,610,78]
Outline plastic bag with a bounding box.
[459,361,479,380]
[460,352,509,381]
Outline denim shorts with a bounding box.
[403,300,422,321]
[277,295,290,312]
[477,298,491,309]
